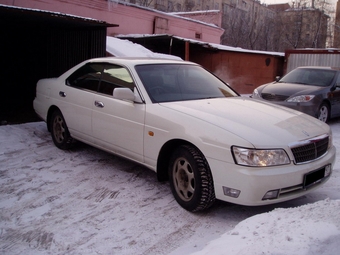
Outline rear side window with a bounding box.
[66,63,103,92]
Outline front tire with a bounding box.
[168,145,215,212]
[50,110,74,150]
[318,103,330,123]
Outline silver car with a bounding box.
[252,66,340,122]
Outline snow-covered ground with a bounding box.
[0,117,339,255]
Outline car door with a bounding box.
[59,63,104,142]
[91,63,145,162]
[330,73,340,117]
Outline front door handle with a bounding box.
[59,91,66,97]
[94,101,104,108]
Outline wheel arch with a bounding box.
[318,100,331,120]
[321,99,331,114]
[156,139,202,182]
[46,105,61,132]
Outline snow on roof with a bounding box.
[117,34,285,57]
[170,9,221,15]
[107,1,222,29]
[106,36,182,60]
[174,36,285,56]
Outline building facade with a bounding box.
[221,0,277,51]
[335,0,340,48]
[136,0,331,51]
[278,7,329,50]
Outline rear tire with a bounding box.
[50,110,74,150]
[168,145,215,212]
[318,103,330,123]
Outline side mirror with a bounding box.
[113,88,142,103]
[275,76,281,82]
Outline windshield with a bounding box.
[279,68,336,87]
[135,64,239,103]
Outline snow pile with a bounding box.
[106,36,182,60]
[192,199,340,255]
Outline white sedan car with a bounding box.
[34,57,336,212]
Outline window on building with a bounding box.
[168,1,174,11]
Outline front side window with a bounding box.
[336,72,340,85]
[135,64,238,103]
[66,63,135,96]
[98,64,135,96]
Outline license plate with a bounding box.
[303,167,326,189]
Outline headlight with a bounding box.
[252,89,260,98]
[328,131,333,149]
[287,95,315,102]
[232,146,290,167]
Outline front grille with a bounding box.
[291,136,329,164]
[262,93,289,101]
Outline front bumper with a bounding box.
[209,144,336,206]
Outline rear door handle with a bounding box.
[59,91,66,97]
[94,101,104,108]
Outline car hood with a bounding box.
[160,97,328,147]
[259,82,323,96]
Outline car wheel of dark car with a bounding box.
[318,103,330,123]
[169,145,215,212]
[50,110,74,150]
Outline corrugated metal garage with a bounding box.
[285,49,340,73]
[0,5,116,124]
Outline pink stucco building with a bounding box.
[0,0,224,44]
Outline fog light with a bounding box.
[325,165,332,177]
[262,190,279,200]
[223,187,240,198]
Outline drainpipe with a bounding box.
[185,41,189,61]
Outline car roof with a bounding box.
[297,66,340,71]
[86,57,195,66]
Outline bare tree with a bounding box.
[259,13,277,51]
[273,0,331,51]
[222,1,278,51]
[221,4,250,48]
